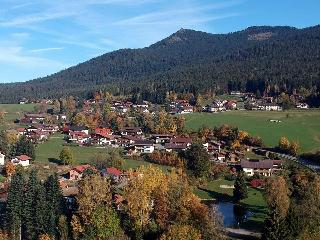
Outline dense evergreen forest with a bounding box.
[0,25,320,103]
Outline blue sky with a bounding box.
[0,0,319,83]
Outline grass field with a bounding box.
[195,179,267,231]
[0,103,37,129]
[185,110,320,152]
[35,133,169,171]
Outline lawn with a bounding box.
[185,110,320,152]
[195,179,267,231]
[0,103,37,129]
[35,133,169,171]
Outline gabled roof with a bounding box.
[171,137,192,144]
[106,167,122,176]
[241,160,274,169]
[72,164,92,173]
[16,155,31,161]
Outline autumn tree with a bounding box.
[71,175,125,239]
[198,126,212,141]
[278,137,290,153]
[288,141,300,156]
[4,161,15,177]
[160,224,202,240]
[59,147,74,165]
[263,176,290,240]
[57,215,69,240]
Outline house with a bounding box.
[120,127,143,136]
[69,126,89,135]
[68,131,91,145]
[132,140,155,154]
[69,164,94,180]
[150,134,173,144]
[241,159,284,177]
[11,155,31,167]
[296,103,309,109]
[164,143,188,152]
[0,152,5,165]
[92,128,115,146]
[257,103,282,111]
[170,137,192,147]
[180,106,194,114]
[102,167,123,182]
[24,113,46,123]
[225,100,237,110]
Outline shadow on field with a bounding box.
[48,158,61,165]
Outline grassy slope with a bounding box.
[185,110,320,152]
[0,103,37,130]
[195,179,267,231]
[35,133,169,171]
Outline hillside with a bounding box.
[0,25,320,103]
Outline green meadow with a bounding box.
[35,133,169,171]
[185,110,320,152]
[0,103,37,129]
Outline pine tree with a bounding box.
[34,184,48,237]
[233,172,248,203]
[6,172,25,240]
[185,143,210,178]
[23,170,39,240]
[44,174,64,238]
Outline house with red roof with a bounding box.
[102,167,123,182]
[11,155,31,167]
[69,164,95,180]
[92,128,115,146]
[68,131,91,145]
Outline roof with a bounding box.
[134,140,153,146]
[17,155,31,161]
[120,127,142,132]
[72,164,92,173]
[106,167,122,176]
[241,160,274,169]
[95,128,112,137]
[171,137,192,144]
[164,143,188,149]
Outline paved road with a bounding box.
[268,151,320,172]
[226,228,261,240]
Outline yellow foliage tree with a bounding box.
[279,136,290,152]
[160,224,202,240]
[124,166,166,228]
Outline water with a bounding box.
[216,202,253,227]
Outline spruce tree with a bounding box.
[34,183,48,237]
[44,174,64,238]
[6,172,25,240]
[24,170,39,240]
[233,171,248,203]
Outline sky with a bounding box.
[0,0,319,83]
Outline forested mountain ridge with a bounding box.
[0,25,320,103]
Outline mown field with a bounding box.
[0,103,37,129]
[185,110,320,152]
[35,133,169,171]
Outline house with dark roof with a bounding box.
[241,159,284,177]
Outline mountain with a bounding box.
[0,25,320,103]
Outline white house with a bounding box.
[11,155,31,167]
[0,152,5,165]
